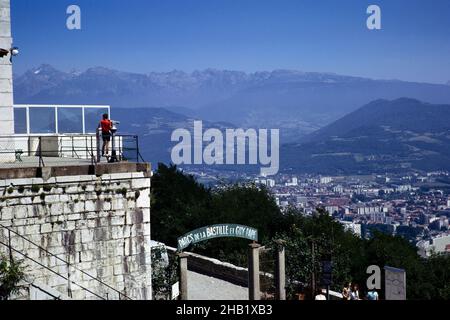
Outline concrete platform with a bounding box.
[0,156,151,180]
[0,156,93,168]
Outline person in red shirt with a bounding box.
[98,113,112,157]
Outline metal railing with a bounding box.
[0,133,144,168]
[0,224,132,300]
[118,134,145,163]
[13,104,111,135]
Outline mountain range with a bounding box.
[14,65,450,143]
[113,107,234,165]
[13,65,450,174]
[282,98,450,174]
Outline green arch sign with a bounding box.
[177,224,258,251]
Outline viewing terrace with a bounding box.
[0,104,147,179]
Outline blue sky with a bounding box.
[10,0,450,83]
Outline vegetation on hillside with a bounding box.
[151,163,450,300]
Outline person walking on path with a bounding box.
[367,289,379,300]
[350,283,361,300]
[342,282,351,300]
[315,288,327,300]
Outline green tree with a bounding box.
[197,183,280,264]
[273,208,362,296]
[151,246,179,300]
[0,255,25,300]
[423,254,450,300]
[151,164,281,265]
[270,226,312,299]
[151,163,212,247]
[150,164,450,300]
[361,231,425,299]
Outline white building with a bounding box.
[369,211,386,223]
[320,176,332,184]
[396,185,412,193]
[266,178,275,187]
[417,234,450,258]
[357,205,384,215]
[341,221,362,237]
[296,196,308,207]
[285,177,298,187]
[325,206,339,215]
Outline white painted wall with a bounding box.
[0,0,14,135]
[0,0,14,163]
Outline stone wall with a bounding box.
[0,171,151,300]
[166,246,250,287]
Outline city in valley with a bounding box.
[187,168,450,258]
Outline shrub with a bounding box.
[0,255,26,300]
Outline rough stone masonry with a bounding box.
[0,171,152,300]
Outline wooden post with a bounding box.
[177,252,189,300]
[274,240,286,300]
[248,243,261,300]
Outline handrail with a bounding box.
[0,224,132,300]
[29,282,62,300]
[0,240,105,300]
[0,134,144,166]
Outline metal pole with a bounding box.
[38,136,41,166]
[90,136,94,165]
[136,135,139,163]
[248,243,261,300]
[8,229,13,263]
[177,252,189,300]
[96,129,101,163]
[110,130,117,163]
[38,136,44,167]
[118,136,122,162]
[85,136,88,159]
[67,260,72,298]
